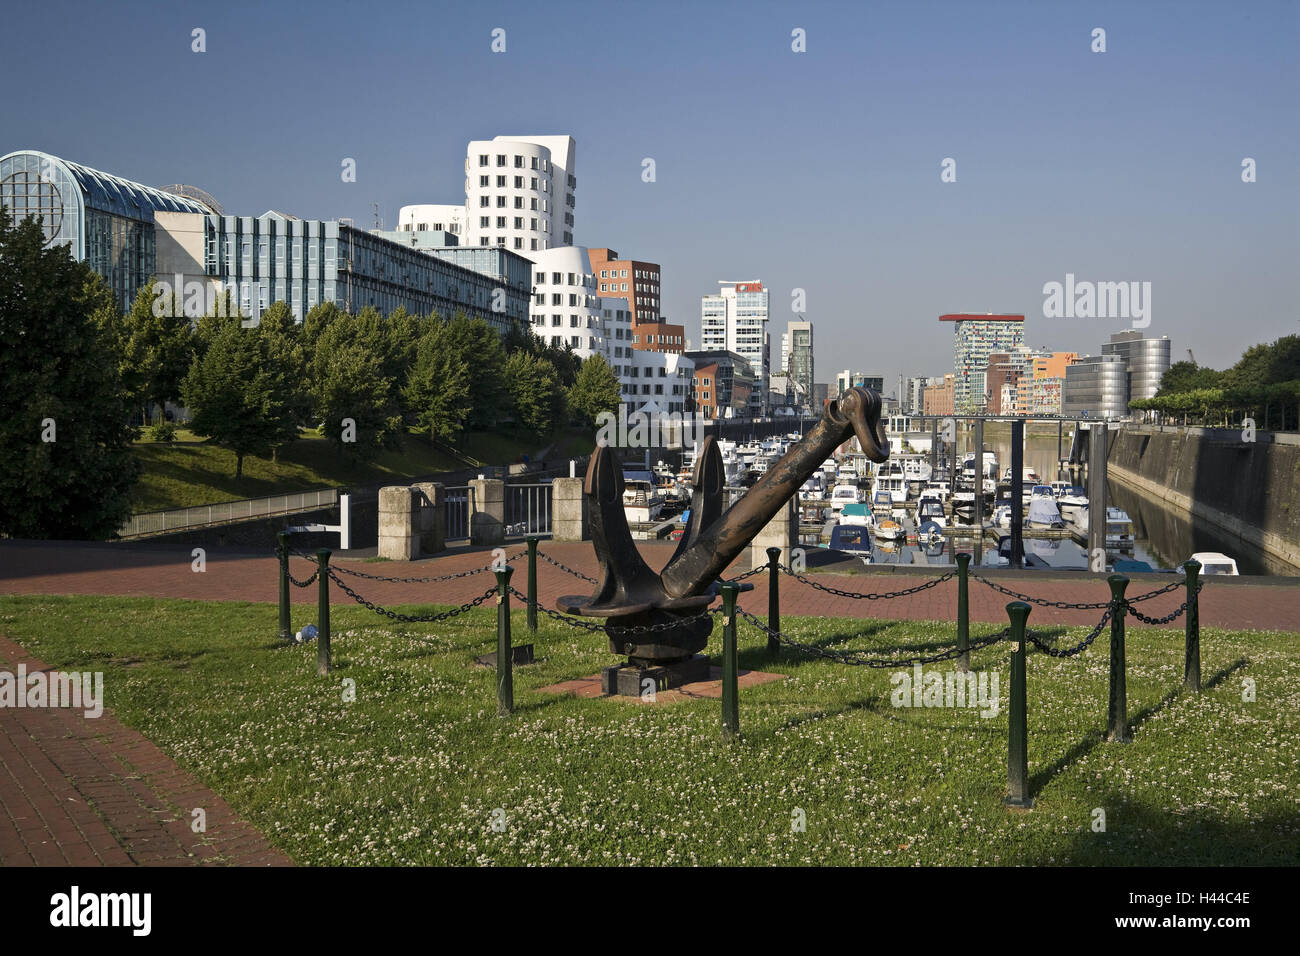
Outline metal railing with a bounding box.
[444,485,473,541]
[505,482,552,538]
[120,488,339,538]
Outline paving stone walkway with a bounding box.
[0,634,291,867]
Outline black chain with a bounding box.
[971,573,1111,609]
[1025,609,1112,657]
[327,549,527,584]
[287,567,319,588]
[1125,598,1192,626]
[735,608,1007,667]
[723,565,768,584]
[782,565,956,601]
[535,550,598,584]
[973,573,1193,609]
[326,570,497,623]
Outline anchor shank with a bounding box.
[661,387,889,597]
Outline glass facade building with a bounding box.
[940,314,1027,412]
[0,150,214,310]
[1102,331,1171,403]
[157,211,532,330]
[1061,354,1129,419]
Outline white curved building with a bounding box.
[464,136,575,252]
[529,246,690,415]
[396,203,465,240]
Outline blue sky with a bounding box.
[3,0,1296,391]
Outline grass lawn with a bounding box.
[129,427,589,512]
[0,594,1294,866]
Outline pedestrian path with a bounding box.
[0,634,292,866]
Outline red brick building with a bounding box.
[588,248,684,354]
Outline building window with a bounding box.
[479,154,489,166]
[496,154,506,166]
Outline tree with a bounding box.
[404,319,471,442]
[103,279,194,424]
[182,315,299,479]
[442,314,507,429]
[1157,360,1222,396]
[568,354,622,426]
[504,351,564,434]
[308,310,401,461]
[0,208,141,538]
[257,302,311,455]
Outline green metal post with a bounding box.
[316,549,331,676]
[1106,574,1131,742]
[720,582,740,739]
[495,566,514,716]
[955,552,971,673]
[766,546,782,655]
[525,537,539,635]
[1182,559,1201,692]
[277,531,291,643]
[1005,601,1032,809]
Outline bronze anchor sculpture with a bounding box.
[558,387,890,694]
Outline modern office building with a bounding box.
[782,320,815,411]
[701,281,770,415]
[686,349,756,420]
[834,370,885,395]
[464,136,576,252]
[394,203,466,242]
[1061,354,1129,419]
[528,246,690,416]
[153,209,532,330]
[1030,377,1065,416]
[586,248,684,355]
[1102,331,1171,403]
[922,374,956,416]
[940,313,1026,412]
[813,382,831,410]
[0,149,217,310]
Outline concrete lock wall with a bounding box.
[1109,428,1300,570]
[469,479,505,546]
[551,477,589,541]
[750,496,797,570]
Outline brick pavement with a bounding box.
[0,635,292,867]
[1,539,1296,632]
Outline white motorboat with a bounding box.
[840,502,873,528]
[1189,551,1239,575]
[874,515,905,541]
[872,459,910,504]
[1057,487,1087,521]
[1069,504,1134,550]
[830,483,863,513]
[914,496,947,530]
[1026,495,1065,529]
[622,478,665,523]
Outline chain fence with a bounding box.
[972,572,1187,609]
[779,564,955,601]
[326,570,498,624]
